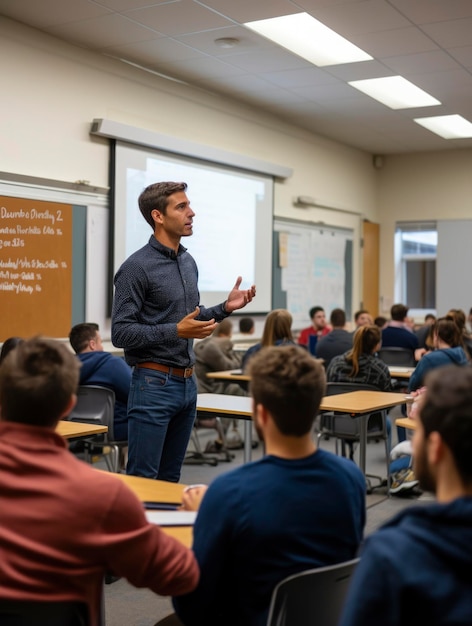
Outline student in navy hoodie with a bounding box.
[339,364,472,626]
[408,316,468,392]
[69,323,131,441]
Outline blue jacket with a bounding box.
[173,449,365,626]
[77,351,132,441]
[408,346,468,391]
[339,497,472,626]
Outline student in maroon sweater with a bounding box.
[0,336,198,626]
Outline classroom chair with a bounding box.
[67,385,126,472]
[317,382,390,492]
[266,558,360,626]
[0,600,89,626]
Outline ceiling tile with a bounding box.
[0,0,111,28]
[421,17,472,49]
[123,0,232,36]
[45,13,158,48]
[312,0,411,36]
[352,26,439,58]
[390,0,472,24]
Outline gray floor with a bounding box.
[104,408,432,625]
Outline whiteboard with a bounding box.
[273,219,353,328]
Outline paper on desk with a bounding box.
[146,510,197,526]
[388,366,409,372]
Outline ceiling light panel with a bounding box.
[348,76,441,109]
[244,12,372,67]
[414,114,472,138]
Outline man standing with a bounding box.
[111,181,255,481]
[173,345,365,626]
[339,365,472,626]
[0,337,198,626]
[297,306,331,352]
[69,322,131,441]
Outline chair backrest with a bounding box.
[377,346,416,367]
[322,382,387,438]
[325,382,380,396]
[0,600,89,626]
[267,558,360,626]
[68,385,116,441]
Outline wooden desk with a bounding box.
[206,369,250,382]
[197,393,253,463]
[319,391,406,475]
[57,420,108,439]
[395,417,416,430]
[197,390,407,474]
[107,473,192,547]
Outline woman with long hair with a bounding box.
[327,325,392,391]
[408,316,468,392]
[242,309,294,371]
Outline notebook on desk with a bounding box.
[146,511,197,527]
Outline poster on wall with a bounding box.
[0,195,72,340]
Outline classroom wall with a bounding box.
[0,16,382,336]
[377,150,472,316]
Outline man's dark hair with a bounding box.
[421,366,472,484]
[432,316,464,350]
[0,337,24,364]
[247,345,326,437]
[138,182,188,228]
[69,323,99,354]
[0,336,80,427]
[390,303,408,321]
[309,306,324,319]
[239,317,254,334]
[374,316,387,328]
[330,308,346,327]
[354,309,369,322]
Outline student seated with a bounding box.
[242,308,295,371]
[172,345,365,626]
[339,365,472,626]
[0,337,198,626]
[69,322,132,441]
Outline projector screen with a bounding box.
[112,141,273,313]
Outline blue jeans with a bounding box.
[126,367,197,482]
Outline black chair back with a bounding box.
[267,558,360,626]
[0,600,89,626]
[377,347,416,367]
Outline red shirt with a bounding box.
[0,421,199,626]
[298,325,331,347]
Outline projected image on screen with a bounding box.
[114,142,273,313]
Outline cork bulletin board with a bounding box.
[0,195,73,338]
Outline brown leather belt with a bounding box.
[135,362,194,378]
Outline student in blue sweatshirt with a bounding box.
[339,364,472,626]
[69,322,131,441]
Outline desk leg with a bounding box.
[359,414,367,477]
[243,420,252,463]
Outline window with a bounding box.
[395,222,437,316]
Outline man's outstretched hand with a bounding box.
[225,277,256,313]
